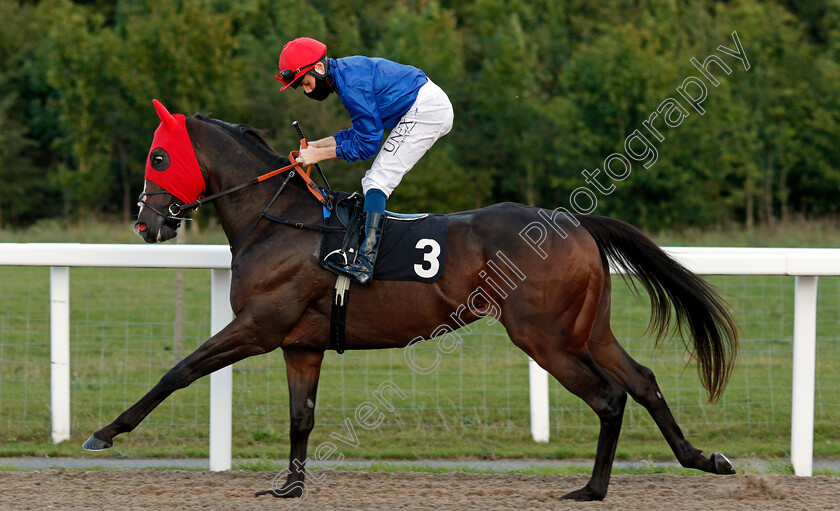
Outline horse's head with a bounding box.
[134,100,205,243]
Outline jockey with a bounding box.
[276,37,454,286]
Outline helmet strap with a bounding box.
[308,56,334,89]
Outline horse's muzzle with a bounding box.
[133,220,157,243]
[133,218,177,243]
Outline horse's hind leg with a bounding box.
[508,319,627,502]
[589,330,735,475]
[505,254,627,500]
[523,344,627,501]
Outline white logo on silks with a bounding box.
[414,238,441,278]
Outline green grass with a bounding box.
[815,468,840,476]
[0,219,838,464]
[3,214,838,247]
[0,216,227,244]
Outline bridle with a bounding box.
[138,151,341,246]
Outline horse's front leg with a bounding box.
[82,313,265,450]
[254,348,324,499]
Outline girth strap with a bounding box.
[331,275,351,354]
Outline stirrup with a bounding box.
[324,248,355,266]
[324,210,383,286]
[324,258,373,285]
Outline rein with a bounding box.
[139,151,345,248]
[171,152,328,216]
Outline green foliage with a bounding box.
[0,0,838,228]
[0,1,59,226]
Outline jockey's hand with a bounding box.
[295,146,337,166]
[296,147,320,166]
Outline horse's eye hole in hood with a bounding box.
[149,147,171,172]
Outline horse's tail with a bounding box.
[575,214,738,403]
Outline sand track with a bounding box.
[1,469,837,510]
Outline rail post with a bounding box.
[209,268,234,471]
[791,275,818,476]
[50,266,71,444]
[529,358,550,443]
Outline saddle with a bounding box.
[319,192,445,283]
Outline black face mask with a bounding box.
[305,75,333,101]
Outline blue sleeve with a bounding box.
[332,86,383,162]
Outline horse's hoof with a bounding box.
[82,435,113,451]
[253,484,304,499]
[712,453,735,474]
[560,485,605,501]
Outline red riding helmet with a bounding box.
[276,37,327,91]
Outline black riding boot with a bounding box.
[325,211,384,286]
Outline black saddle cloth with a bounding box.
[319,192,447,283]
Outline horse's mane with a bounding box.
[191,114,322,196]
[192,114,289,168]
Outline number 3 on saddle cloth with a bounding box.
[319,192,447,283]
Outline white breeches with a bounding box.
[361,80,454,197]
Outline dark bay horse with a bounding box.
[83,104,738,501]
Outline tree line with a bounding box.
[1,0,838,230]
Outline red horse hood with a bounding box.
[144,99,205,203]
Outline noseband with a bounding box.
[137,190,193,230]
